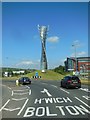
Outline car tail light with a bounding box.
[78,80,81,83]
[68,80,72,83]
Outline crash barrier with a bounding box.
[31,76,41,79]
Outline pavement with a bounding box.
[0,79,90,120]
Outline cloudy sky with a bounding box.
[2,2,88,69]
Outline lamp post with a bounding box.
[6,57,8,72]
[72,44,77,72]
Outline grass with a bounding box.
[1,70,90,85]
[26,70,64,80]
[80,78,90,85]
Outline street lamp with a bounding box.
[72,44,78,72]
[6,57,8,72]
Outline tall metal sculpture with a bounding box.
[38,25,49,72]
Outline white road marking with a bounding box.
[82,96,90,100]
[20,86,29,89]
[60,88,70,94]
[79,88,90,93]
[41,83,48,85]
[1,84,6,87]
[17,99,29,116]
[0,99,10,112]
[75,97,90,108]
[26,86,32,95]
[3,107,20,111]
[12,97,28,101]
[51,85,58,88]
[29,89,31,95]
[7,87,12,90]
[41,88,52,97]
[11,91,14,96]
[13,92,29,95]
[11,86,31,96]
[13,89,29,92]
[0,84,12,90]
[26,86,30,89]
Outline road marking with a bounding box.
[34,97,72,104]
[26,86,32,95]
[12,97,28,101]
[13,89,29,92]
[75,97,90,108]
[17,99,29,116]
[24,105,90,117]
[11,90,14,96]
[3,107,20,111]
[26,86,31,89]
[1,84,6,87]
[41,88,52,97]
[79,88,90,93]
[0,99,10,112]
[13,92,29,95]
[20,86,29,89]
[82,96,90,100]
[41,83,48,85]
[0,84,12,90]
[60,88,70,94]
[7,87,12,90]
[51,85,58,88]
[29,89,31,95]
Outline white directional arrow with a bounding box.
[41,88,52,97]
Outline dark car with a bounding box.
[60,76,81,89]
[18,77,31,85]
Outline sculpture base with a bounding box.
[41,69,46,73]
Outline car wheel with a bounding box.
[78,85,81,88]
[61,82,63,87]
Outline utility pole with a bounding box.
[72,44,78,72]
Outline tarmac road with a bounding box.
[0,79,90,120]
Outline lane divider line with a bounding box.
[41,83,48,85]
[17,99,29,116]
[51,85,58,88]
[75,97,90,108]
[7,87,12,90]
[60,88,70,94]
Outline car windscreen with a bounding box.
[71,77,79,81]
[23,77,29,80]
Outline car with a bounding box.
[18,77,31,85]
[60,76,81,89]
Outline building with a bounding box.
[64,57,75,71]
[64,57,90,74]
[77,57,90,74]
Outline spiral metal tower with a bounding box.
[38,25,49,72]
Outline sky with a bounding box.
[2,2,88,69]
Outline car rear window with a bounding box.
[72,76,79,81]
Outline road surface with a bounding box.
[0,79,90,120]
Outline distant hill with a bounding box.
[26,70,64,80]
[2,67,36,72]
